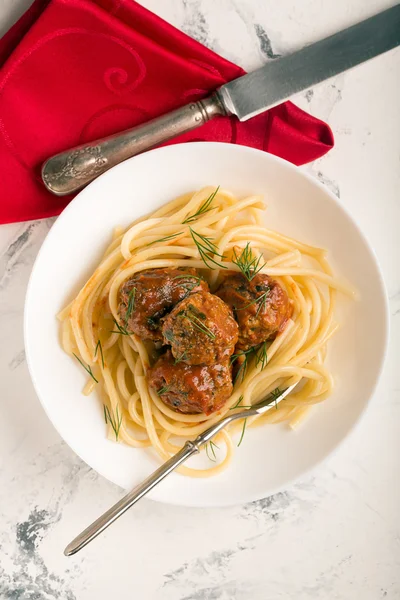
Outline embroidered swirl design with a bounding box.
[78,104,150,144]
[0,27,147,171]
[103,62,146,96]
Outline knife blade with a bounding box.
[42,5,400,196]
[218,4,400,120]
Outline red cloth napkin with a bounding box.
[0,0,334,224]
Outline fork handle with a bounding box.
[42,94,226,197]
[64,441,198,556]
[64,407,259,556]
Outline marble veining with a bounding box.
[181,0,210,46]
[315,171,341,198]
[0,0,399,598]
[8,349,25,371]
[253,24,282,60]
[0,224,38,292]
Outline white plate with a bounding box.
[24,142,389,507]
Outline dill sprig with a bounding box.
[230,347,254,383]
[182,186,220,224]
[255,291,270,317]
[124,288,136,327]
[164,329,175,344]
[95,339,104,369]
[229,395,252,410]
[180,310,216,340]
[270,387,283,398]
[234,359,247,384]
[205,440,220,462]
[110,317,130,336]
[174,350,188,364]
[232,243,265,281]
[173,274,203,292]
[73,353,98,383]
[189,228,227,270]
[146,232,182,246]
[237,419,247,447]
[235,288,270,316]
[270,387,283,409]
[104,404,123,441]
[255,342,268,370]
[158,384,171,395]
[231,341,268,382]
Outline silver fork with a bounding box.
[64,381,299,555]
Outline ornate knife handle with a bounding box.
[41,94,226,196]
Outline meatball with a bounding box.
[148,350,233,415]
[162,291,238,365]
[215,272,292,350]
[118,268,208,341]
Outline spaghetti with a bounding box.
[58,186,354,477]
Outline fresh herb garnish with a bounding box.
[235,288,270,316]
[255,290,270,317]
[255,342,268,370]
[230,347,254,383]
[174,350,188,364]
[124,288,136,327]
[173,274,203,292]
[232,243,265,281]
[95,339,104,369]
[270,387,283,398]
[270,387,283,409]
[73,353,98,383]
[237,418,247,447]
[205,440,220,462]
[104,404,123,441]
[157,384,171,395]
[229,395,252,410]
[146,232,182,246]
[189,228,227,270]
[164,329,174,343]
[180,310,216,340]
[182,186,220,224]
[234,359,247,384]
[110,317,130,336]
[230,342,267,382]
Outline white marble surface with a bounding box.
[1,0,399,598]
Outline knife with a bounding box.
[42,5,400,196]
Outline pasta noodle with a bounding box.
[58,187,355,477]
